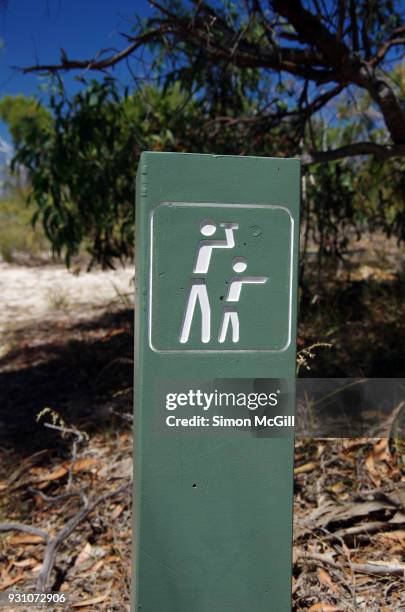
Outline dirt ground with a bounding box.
[0,263,404,611]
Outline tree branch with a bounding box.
[349,0,359,52]
[0,483,130,591]
[298,549,405,577]
[273,0,354,72]
[272,0,405,143]
[372,27,405,66]
[23,3,336,83]
[161,3,334,80]
[302,142,405,165]
[22,28,169,74]
[205,84,343,131]
[0,522,49,541]
[20,0,405,153]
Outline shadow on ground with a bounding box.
[0,309,134,454]
[1,276,404,455]
[298,278,405,377]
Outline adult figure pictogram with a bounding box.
[180,220,238,343]
[179,279,211,344]
[193,220,238,274]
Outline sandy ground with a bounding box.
[0,263,134,337]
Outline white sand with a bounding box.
[0,263,134,335]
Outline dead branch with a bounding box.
[28,487,88,506]
[22,28,170,74]
[298,550,405,577]
[351,561,405,577]
[19,1,405,156]
[0,522,49,541]
[302,142,405,165]
[38,482,130,592]
[44,422,87,490]
[372,26,405,66]
[323,521,392,540]
[109,408,133,423]
[0,483,130,592]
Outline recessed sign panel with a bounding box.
[150,203,293,352]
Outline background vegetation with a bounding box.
[1,0,404,270]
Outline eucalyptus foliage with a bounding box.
[6,77,294,266]
[9,80,202,266]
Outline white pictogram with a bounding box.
[179,280,211,344]
[218,257,268,343]
[179,221,268,344]
[194,220,238,274]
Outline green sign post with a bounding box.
[133,152,300,611]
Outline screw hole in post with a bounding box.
[192,483,197,488]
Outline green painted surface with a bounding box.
[133,152,300,611]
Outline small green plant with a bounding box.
[46,286,70,311]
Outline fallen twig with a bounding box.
[4,450,49,487]
[0,482,130,591]
[298,550,405,577]
[43,423,87,490]
[28,487,88,506]
[38,482,130,591]
[350,561,405,577]
[0,522,48,541]
[323,521,393,540]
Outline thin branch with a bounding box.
[298,550,405,577]
[5,450,48,487]
[23,3,334,83]
[323,521,394,540]
[44,422,87,490]
[205,84,343,132]
[37,482,130,592]
[372,28,405,67]
[302,142,405,165]
[28,487,88,506]
[0,483,130,591]
[0,522,49,541]
[349,0,359,52]
[22,28,169,74]
[361,5,372,60]
[336,0,346,43]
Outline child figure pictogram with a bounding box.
[218,257,268,343]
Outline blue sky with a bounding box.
[0,0,153,145]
